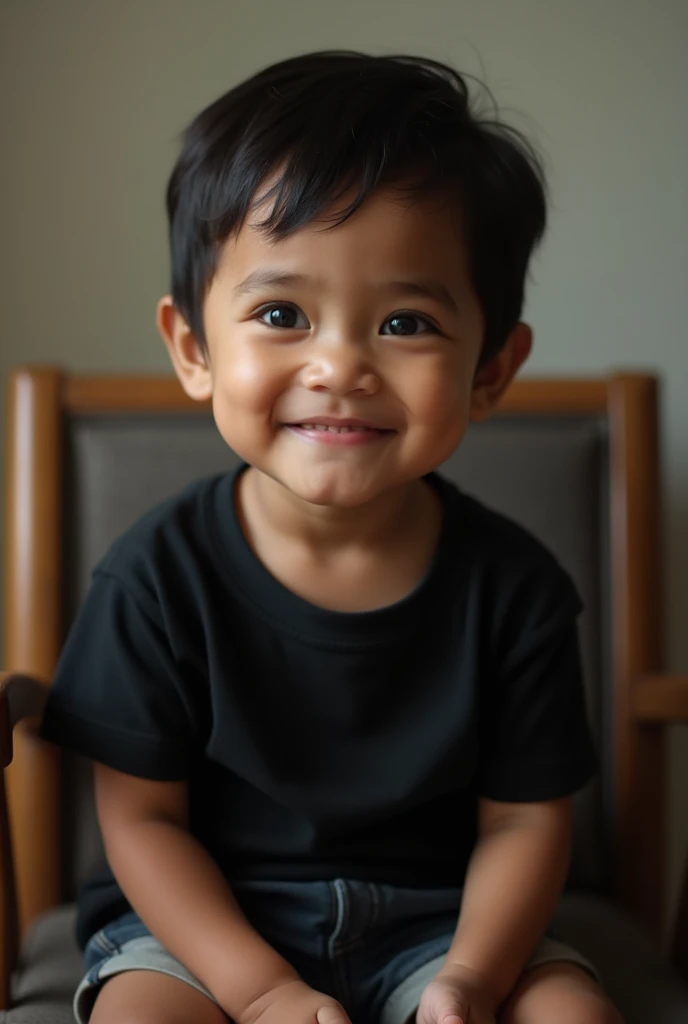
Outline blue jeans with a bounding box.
[74,878,598,1023]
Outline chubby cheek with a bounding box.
[405,358,475,461]
[209,349,285,455]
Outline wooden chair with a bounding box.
[2,367,688,1023]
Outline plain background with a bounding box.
[1,0,687,934]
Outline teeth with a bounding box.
[299,424,369,433]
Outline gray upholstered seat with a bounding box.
[4,402,687,1022]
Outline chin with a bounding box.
[289,470,383,509]
[296,483,375,508]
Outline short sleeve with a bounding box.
[476,573,598,802]
[40,571,198,780]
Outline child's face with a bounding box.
[161,185,531,510]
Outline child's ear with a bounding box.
[157,295,213,402]
[470,322,533,423]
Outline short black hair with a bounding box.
[166,50,547,362]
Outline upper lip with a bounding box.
[286,416,391,430]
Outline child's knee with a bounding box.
[88,971,227,1024]
[531,994,623,1024]
[502,993,622,1024]
[500,964,623,1024]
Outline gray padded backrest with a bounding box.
[60,411,611,900]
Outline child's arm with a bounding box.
[424,795,573,1019]
[95,763,350,1024]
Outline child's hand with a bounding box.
[239,977,352,1024]
[417,964,496,1024]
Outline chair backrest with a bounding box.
[4,370,663,940]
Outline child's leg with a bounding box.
[499,962,623,1024]
[89,971,229,1024]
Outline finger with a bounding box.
[316,1003,352,1024]
[440,1010,468,1024]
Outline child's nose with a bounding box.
[301,336,380,396]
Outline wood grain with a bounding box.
[632,676,688,722]
[0,678,13,1010]
[64,375,207,414]
[0,673,47,1010]
[499,377,608,413]
[4,370,63,936]
[0,765,16,1010]
[607,374,664,940]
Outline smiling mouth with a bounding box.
[292,423,385,434]
[284,421,394,444]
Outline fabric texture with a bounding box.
[58,414,607,899]
[8,896,688,1024]
[72,881,599,1024]
[40,464,596,948]
[379,941,598,1024]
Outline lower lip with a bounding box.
[285,425,393,446]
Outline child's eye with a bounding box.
[257,304,309,329]
[380,312,437,336]
[255,305,437,336]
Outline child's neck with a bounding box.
[240,467,430,551]
[235,468,443,612]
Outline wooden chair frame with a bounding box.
[2,367,688,1010]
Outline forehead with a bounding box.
[215,185,470,288]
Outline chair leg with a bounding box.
[0,770,19,1010]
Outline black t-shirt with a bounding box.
[40,465,596,948]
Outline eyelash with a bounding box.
[254,303,439,336]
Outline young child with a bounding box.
[40,50,623,1024]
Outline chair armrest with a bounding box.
[0,671,47,1010]
[631,675,688,723]
[0,672,47,768]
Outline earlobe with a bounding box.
[470,323,532,423]
[156,295,213,402]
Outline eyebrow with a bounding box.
[233,269,459,314]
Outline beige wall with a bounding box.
[1,0,687,929]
